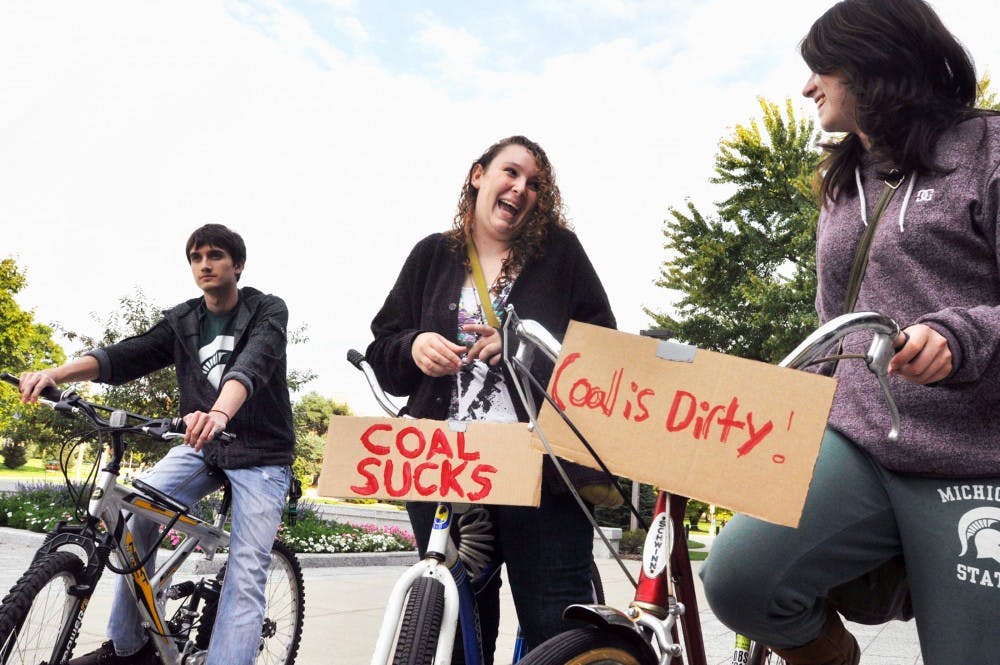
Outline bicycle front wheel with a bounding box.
[0,551,86,665]
[748,641,787,665]
[516,627,656,665]
[392,576,446,665]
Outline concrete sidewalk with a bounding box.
[0,528,922,664]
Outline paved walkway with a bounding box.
[0,528,922,664]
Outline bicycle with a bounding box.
[345,349,608,665]
[0,372,305,665]
[495,309,902,665]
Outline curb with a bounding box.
[0,527,418,575]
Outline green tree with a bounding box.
[57,289,180,462]
[978,73,1000,111]
[5,404,77,463]
[0,258,66,435]
[647,99,822,362]
[292,391,351,487]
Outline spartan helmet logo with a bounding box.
[958,507,1000,564]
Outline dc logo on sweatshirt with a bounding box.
[915,188,934,203]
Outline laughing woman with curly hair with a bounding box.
[366,135,616,663]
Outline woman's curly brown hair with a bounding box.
[444,135,569,291]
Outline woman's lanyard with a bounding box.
[466,239,501,329]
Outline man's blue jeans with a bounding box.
[108,445,290,665]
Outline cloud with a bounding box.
[412,13,488,81]
[1,0,997,417]
[531,0,642,21]
[334,16,370,46]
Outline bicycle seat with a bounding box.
[132,478,190,515]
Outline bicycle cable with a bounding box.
[511,356,648,532]
[457,507,496,581]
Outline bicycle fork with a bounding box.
[371,503,471,665]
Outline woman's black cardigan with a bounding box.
[366,227,617,491]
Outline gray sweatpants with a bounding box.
[700,429,1000,665]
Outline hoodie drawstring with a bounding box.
[854,166,917,232]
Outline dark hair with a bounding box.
[444,135,568,289]
[801,0,983,201]
[185,224,247,281]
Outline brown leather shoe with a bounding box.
[770,609,860,665]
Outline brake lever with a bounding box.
[140,417,236,444]
[865,333,901,443]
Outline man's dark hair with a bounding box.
[185,224,247,281]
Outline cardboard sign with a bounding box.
[535,321,837,527]
[319,417,543,506]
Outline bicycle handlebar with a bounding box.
[778,311,901,442]
[348,309,903,444]
[778,311,899,370]
[498,308,903,443]
[345,350,406,418]
[0,371,234,443]
[0,371,63,403]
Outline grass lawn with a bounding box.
[0,458,66,482]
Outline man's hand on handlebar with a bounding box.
[17,370,58,404]
[412,332,467,377]
[890,324,953,385]
[461,324,503,366]
[183,410,228,451]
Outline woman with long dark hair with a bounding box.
[700,1,1000,663]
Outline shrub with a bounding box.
[2,484,416,555]
[2,443,28,469]
[0,481,86,532]
[619,528,646,555]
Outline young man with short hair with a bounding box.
[19,223,295,665]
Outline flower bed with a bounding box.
[1,483,415,555]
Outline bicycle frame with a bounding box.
[23,407,231,665]
[369,503,465,665]
[499,307,901,665]
[350,353,488,665]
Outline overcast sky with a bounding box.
[3,0,998,416]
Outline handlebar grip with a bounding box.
[0,371,64,403]
[165,417,235,443]
[346,349,365,369]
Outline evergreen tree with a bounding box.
[647,99,822,362]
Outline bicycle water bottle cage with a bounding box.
[132,478,190,515]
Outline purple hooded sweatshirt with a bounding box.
[817,114,1000,478]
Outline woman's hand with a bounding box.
[412,332,467,376]
[462,324,503,366]
[889,324,952,385]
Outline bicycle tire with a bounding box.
[748,641,787,665]
[201,540,305,665]
[0,551,85,665]
[392,576,446,665]
[589,560,605,604]
[515,627,656,665]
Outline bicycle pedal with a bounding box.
[167,580,196,599]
